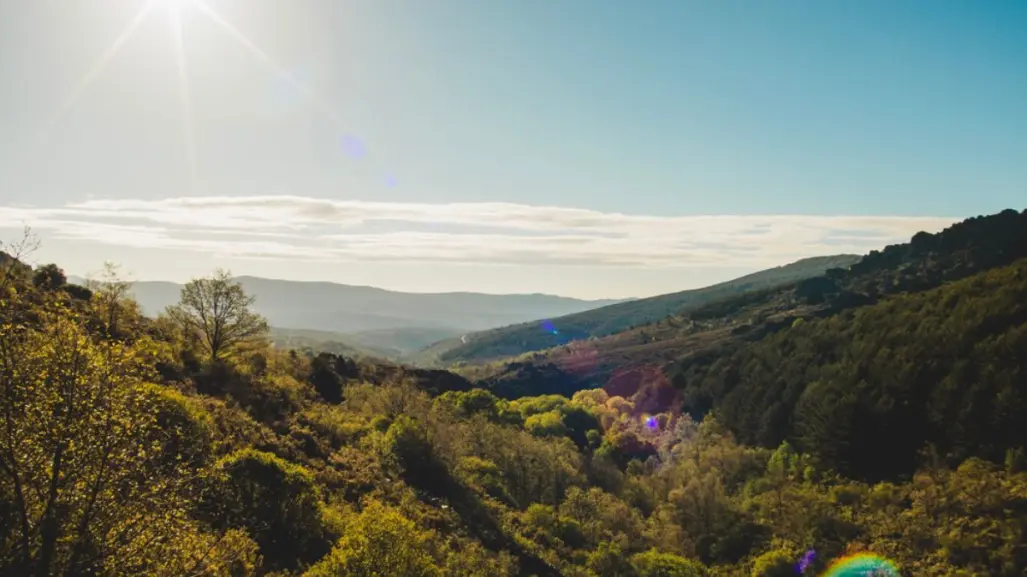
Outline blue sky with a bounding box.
[0,0,1024,298]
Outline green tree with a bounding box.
[304,501,439,577]
[587,542,637,576]
[630,549,706,577]
[166,269,269,362]
[208,449,331,570]
[0,290,219,574]
[751,549,798,577]
[31,263,66,290]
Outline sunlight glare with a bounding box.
[195,1,347,128]
[26,4,155,161]
[154,0,193,13]
[168,0,198,194]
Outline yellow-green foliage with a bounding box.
[750,548,798,577]
[5,245,1027,576]
[0,285,250,575]
[630,548,707,576]
[304,501,438,577]
[211,449,333,571]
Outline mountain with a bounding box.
[64,274,625,355]
[461,208,1027,413]
[269,326,461,360]
[674,257,1027,482]
[418,254,862,365]
[10,214,1027,576]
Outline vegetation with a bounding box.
[166,269,270,362]
[117,275,622,353]
[420,255,861,365]
[459,209,1027,404]
[2,209,1027,575]
[674,257,1027,482]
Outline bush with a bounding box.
[210,449,332,570]
[630,549,706,577]
[304,501,439,577]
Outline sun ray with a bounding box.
[169,3,199,194]
[194,0,346,127]
[31,3,156,155]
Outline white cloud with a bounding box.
[0,195,960,267]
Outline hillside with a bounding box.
[672,257,1027,482]
[270,326,463,360]
[5,229,1027,575]
[420,254,862,365]
[269,327,400,360]
[66,274,624,357]
[461,209,1027,408]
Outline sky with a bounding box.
[0,0,1024,299]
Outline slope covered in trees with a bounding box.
[5,222,1027,576]
[673,257,1027,482]
[459,209,1027,404]
[419,255,862,365]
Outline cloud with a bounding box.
[0,195,960,267]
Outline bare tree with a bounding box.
[86,262,135,338]
[0,226,38,295]
[165,269,269,362]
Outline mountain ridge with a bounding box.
[63,274,627,356]
[418,253,863,365]
[458,208,1027,410]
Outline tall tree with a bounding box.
[0,283,219,574]
[166,270,269,362]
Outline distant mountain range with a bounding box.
[65,275,627,356]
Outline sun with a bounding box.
[26,0,367,195]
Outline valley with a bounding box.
[4,208,1027,576]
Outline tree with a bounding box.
[629,549,706,577]
[31,263,66,290]
[304,501,439,577]
[166,269,268,362]
[85,261,135,339]
[0,227,38,295]
[751,549,798,577]
[208,449,332,571]
[0,287,228,575]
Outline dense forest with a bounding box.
[674,258,1027,481]
[2,210,1027,576]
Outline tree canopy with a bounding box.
[165,269,269,362]
[4,211,1027,575]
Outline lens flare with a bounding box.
[822,553,899,576]
[797,549,815,573]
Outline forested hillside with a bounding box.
[3,212,1027,576]
[461,209,1027,404]
[674,258,1027,481]
[419,255,862,365]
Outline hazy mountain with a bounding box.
[269,326,461,359]
[65,275,625,349]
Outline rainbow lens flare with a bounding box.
[822,553,899,576]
